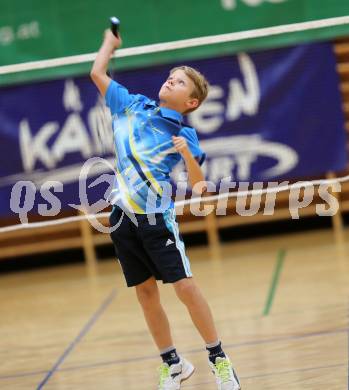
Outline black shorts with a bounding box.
[109,205,192,287]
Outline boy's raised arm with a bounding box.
[90,30,122,97]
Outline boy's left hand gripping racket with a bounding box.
[107,16,120,75]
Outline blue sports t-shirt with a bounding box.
[105,80,205,214]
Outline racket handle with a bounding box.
[110,17,120,37]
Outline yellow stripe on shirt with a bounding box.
[126,112,163,196]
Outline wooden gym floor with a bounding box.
[0,226,348,389]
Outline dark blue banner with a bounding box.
[0,42,346,217]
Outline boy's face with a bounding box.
[158,69,199,113]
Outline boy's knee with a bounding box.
[136,279,159,305]
[174,279,198,303]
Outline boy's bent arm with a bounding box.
[172,136,206,192]
[90,30,121,97]
[182,151,206,192]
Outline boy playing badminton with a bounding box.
[90,29,241,390]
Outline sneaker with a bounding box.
[209,356,241,390]
[158,357,195,390]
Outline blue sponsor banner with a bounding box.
[0,42,346,217]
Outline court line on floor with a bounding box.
[2,326,345,381]
[263,249,286,316]
[35,288,117,390]
[182,362,347,388]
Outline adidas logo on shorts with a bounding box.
[166,238,174,246]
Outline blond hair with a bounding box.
[170,66,209,113]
